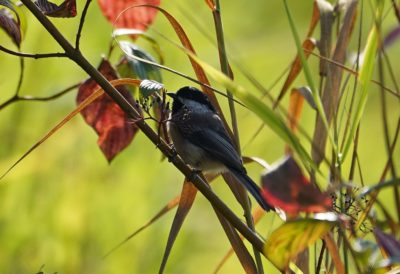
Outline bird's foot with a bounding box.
[167,144,178,163]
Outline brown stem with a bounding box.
[0,45,66,59]
[0,82,81,111]
[75,0,92,50]
[391,0,400,23]
[315,241,326,274]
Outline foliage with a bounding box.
[0,0,400,273]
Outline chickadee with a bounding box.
[167,86,272,211]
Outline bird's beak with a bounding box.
[166,92,177,99]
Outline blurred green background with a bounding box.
[0,0,399,273]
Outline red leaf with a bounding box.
[35,0,77,18]
[261,157,331,214]
[77,59,140,162]
[98,0,160,39]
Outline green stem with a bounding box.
[213,1,264,272]
[213,1,240,149]
[282,0,338,162]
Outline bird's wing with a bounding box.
[183,113,245,172]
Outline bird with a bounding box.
[167,86,272,211]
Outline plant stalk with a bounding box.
[212,1,264,272]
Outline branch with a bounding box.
[0,45,67,59]
[20,0,266,254]
[75,0,92,50]
[0,82,80,111]
[0,96,18,111]
[15,57,24,96]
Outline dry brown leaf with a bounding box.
[159,179,198,273]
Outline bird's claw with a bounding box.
[167,144,178,163]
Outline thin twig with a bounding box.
[339,230,363,274]
[171,1,280,105]
[0,45,67,59]
[75,0,92,50]
[0,82,81,111]
[382,50,400,95]
[305,49,400,98]
[355,116,400,231]
[324,233,345,274]
[0,96,18,111]
[378,51,400,222]
[146,18,334,172]
[15,57,25,96]
[213,1,240,149]
[348,126,361,181]
[339,0,363,154]
[315,241,326,274]
[128,26,246,107]
[391,0,400,23]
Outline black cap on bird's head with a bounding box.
[168,86,216,113]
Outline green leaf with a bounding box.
[119,41,162,83]
[341,0,385,166]
[264,213,337,270]
[342,11,381,159]
[113,29,164,62]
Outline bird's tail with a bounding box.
[230,169,273,211]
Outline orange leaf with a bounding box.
[159,179,198,273]
[285,88,306,155]
[307,1,320,37]
[275,38,316,107]
[213,209,258,273]
[273,0,319,107]
[215,206,265,273]
[287,88,305,133]
[204,0,215,10]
